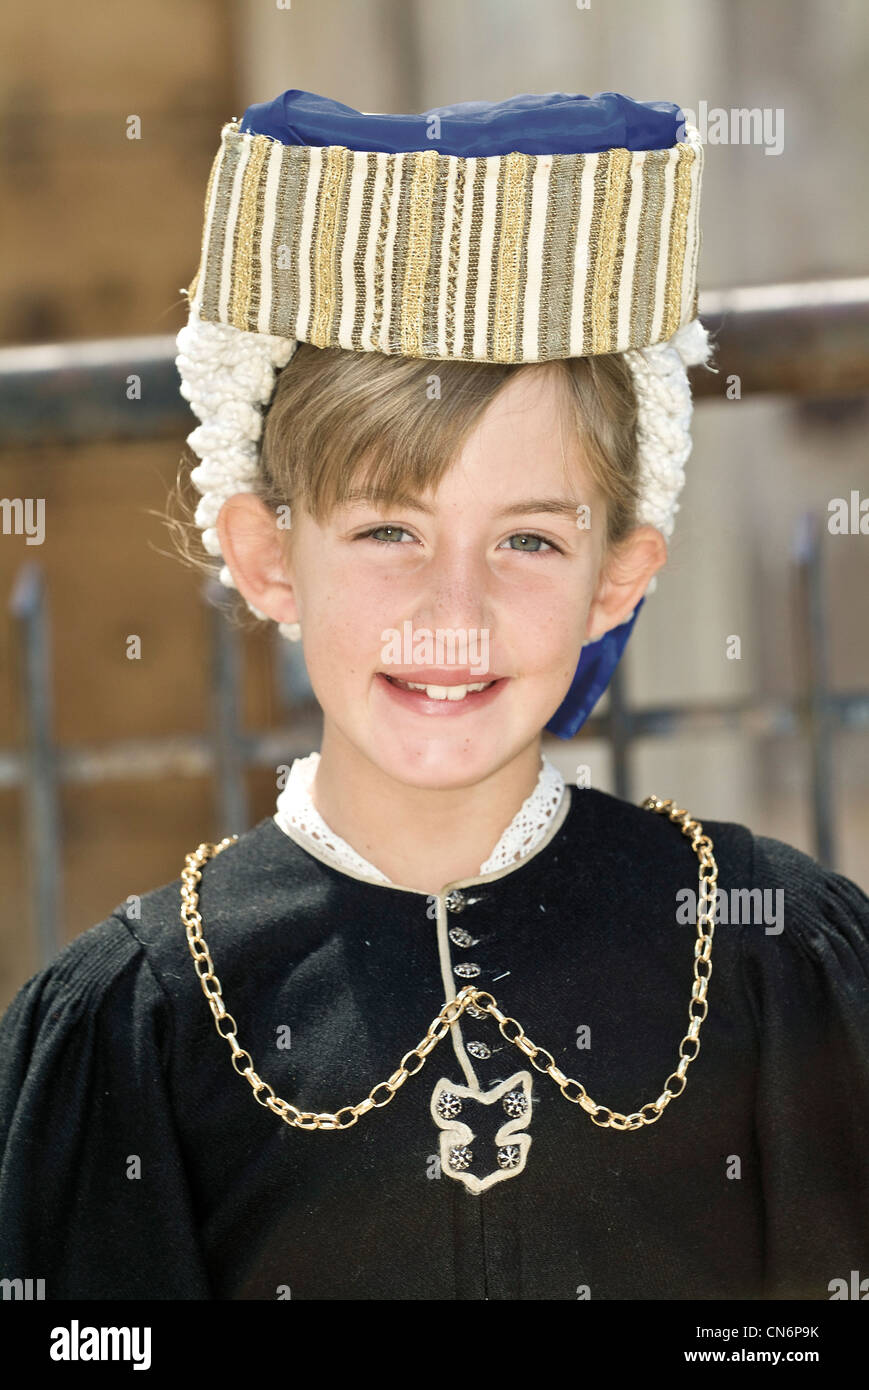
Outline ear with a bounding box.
[584,524,668,644]
[215,492,300,626]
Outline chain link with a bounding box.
[180,795,717,1132]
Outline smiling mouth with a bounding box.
[379,674,500,702]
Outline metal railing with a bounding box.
[3,279,869,964]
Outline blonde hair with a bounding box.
[165,343,639,630]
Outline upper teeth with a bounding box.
[392,678,494,701]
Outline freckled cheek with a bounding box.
[508,574,587,643]
[523,616,581,676]
[306,570,393,681]
[302,622,367,701]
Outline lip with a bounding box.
[375,671,509,716]
[377,669,502,685]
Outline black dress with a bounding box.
[1,781,868,1300]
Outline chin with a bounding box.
[376,753,499,792]
[363,724,529,791]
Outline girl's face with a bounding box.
[278,369,611,789]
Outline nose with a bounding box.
[408,528,492,622]
[409,537,494,635]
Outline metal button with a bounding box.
[467,1041,491,1060]
[453,962,481,979]
[444,889,466,913]
[448,926,474,948]
[465,1003,487,1020]
[503,1089,528,1118]
[448,1144,473,1171]
[497,1144,521,1170]
[436,1092,463,1119]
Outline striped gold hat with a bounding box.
[185,106,703,363]
[175,90,715,739]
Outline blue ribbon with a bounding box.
[545,599,644,740]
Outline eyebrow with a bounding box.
[341,490,581,520]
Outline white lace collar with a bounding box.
[273,751,565,884]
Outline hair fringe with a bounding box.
[163,345,639,603]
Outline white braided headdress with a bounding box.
[175,101,713,636]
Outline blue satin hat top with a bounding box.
[239,88,679,739]
[240,88,686,156]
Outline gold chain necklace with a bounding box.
[180,795,718,1133]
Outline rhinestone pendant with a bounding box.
[430,1071,533,1194]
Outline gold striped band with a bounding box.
[187,121,705,361]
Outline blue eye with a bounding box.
[360,525,415,545]
[501,533,559,554]
[357,526,561,554]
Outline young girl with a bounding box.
[1,89,867,1302]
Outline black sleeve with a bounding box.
[0,914,213,1299]
[739,834,869,1299]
